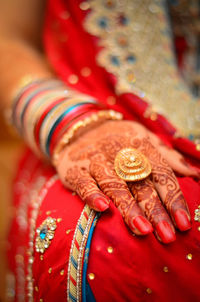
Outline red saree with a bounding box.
[7,1,200,301]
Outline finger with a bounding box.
[148,132,199,177]
[129,178,176,244]
[65,166,110,212]
[151,161,192,232]
[90,157,153,235]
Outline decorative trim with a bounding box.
[35,217,57,254]
[26,174,58,301]
[84,0,200,139]
[67,205,97,302]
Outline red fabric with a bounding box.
[8,1,200,301]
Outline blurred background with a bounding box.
[0,0,200,301]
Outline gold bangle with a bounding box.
[52,110,123,166]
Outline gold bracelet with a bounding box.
[52,110,123,166]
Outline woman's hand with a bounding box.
[56,120,199,244]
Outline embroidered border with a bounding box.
[26,174,58,301]
[84,0,200,139]
[67,205,97,302]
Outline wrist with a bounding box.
[52,110,123,166]
[11,78,121,162]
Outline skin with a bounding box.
[0,0,198,243]
[57,120,199,242]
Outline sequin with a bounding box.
[80,1,90,10]
[46,211,51,215]
[126,54,136,64]
[60,11,70,20]
[105,0,115,9]
[150,112,158,121]
[57,218,62,223]
[118,14,129,25]
[40,255,44,261]
[107,96,116,105]
[98,17,109,29]
[68,74,79,84]
[163,266,169,272]
[110,55,120,66]
[35,286,39,292]
[107,246,114,253]
[60,270,65,275]
[198,226,200,231]
[81,67,92,77]
[127,72,136,83]
[146,288,152,294]
[186,253,193,260]
[196,144,200,151]
[66,229,71,234]
[194,206,200,222]
[35,217,57,254]
[48,268,52,274]
[88,273,95,280]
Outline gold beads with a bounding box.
[81,67,91,77]
[80,2,90,10]
[107,246,114,253]
[146,288,152,294]
[186,253,193,260]
[68,74,79,85]
[107,96,116,105]
[88,273,95,280]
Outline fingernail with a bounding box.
[133,216,153,234]
[174,209,191,231]
[156,221,176,244]
[94,198,109,212]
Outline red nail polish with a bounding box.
[156,221,176,244]
[133,216,153,234]
[94,198,109,212]
[174,209,191,231]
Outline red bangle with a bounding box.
[49,108,99,155]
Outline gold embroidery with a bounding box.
[84,0,200,138]
[35,217,57,254]
[194,205,200,222]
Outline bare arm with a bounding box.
[0,0,52,108]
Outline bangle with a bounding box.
[47,104,100,156]
[49,109,99,156]
[11,78,117,162]
[52,110,123,165]
[39,98,99,155]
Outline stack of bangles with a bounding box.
[11,78,123,165]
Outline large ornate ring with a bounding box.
[114,148,152,181]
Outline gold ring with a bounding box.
[114,148,152,181]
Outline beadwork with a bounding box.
[35,217,57,254]
[194,205,200,223]
[84,0,200,139]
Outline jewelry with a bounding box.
[52,110,123,165]
[114,148,152,181]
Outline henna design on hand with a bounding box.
[56,120,192,241]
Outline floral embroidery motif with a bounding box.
[84,0,200,139]
[35,217,57,253]
[194,206,200,223]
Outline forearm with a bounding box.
[0,37,52,109]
